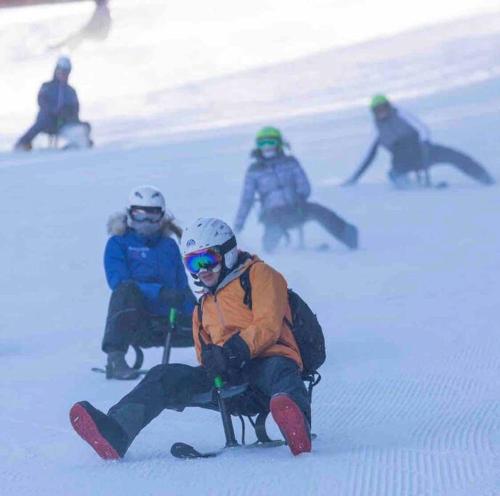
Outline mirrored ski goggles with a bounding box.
[129,206,164,223]
[257,138,280,149]
[183,248,223,274]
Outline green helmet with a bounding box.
[370,94,389,110]
[256,126,283,145]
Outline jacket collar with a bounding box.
[201,252,259,295]
[106,210,182,240]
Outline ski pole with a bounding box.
[162,308,177,365]
[420,141,432,187]
[214,375,238,447]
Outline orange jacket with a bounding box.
[193,255,303,369]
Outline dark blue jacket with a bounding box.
[104,218,194,317]
[38,78,80,122]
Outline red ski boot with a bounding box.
[270,394,312,456]
[69,401,130,460]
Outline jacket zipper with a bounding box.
[213,294,227,329]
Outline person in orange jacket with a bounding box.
[69,218,312,458]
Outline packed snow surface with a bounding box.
[1,3,499,496]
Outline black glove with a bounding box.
[202,334,251,383]
[223,333,251,369]
[159,287,185,309]
[202,344,229,383]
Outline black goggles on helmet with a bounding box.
[128,206,164,223]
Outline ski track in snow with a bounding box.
[1,6,500,496]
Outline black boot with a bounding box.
[106,351,140,380]
[477,170,495,185]
[342,223,359,250]
[69,401,131,459]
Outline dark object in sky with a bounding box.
[48,0,112,50]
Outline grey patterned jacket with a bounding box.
[234,151,311,230]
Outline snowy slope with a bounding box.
[1,5,500,496]
[2,1,500,149]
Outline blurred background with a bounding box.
[1,0,500,149]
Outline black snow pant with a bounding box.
[389,142,494,186]
[261,202,356,253]
[17,111,60,146]
[107,356,310,443]
[101,281,193,354]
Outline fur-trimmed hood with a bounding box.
[106,211,183,240]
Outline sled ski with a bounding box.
[170,434,317,459]
[90,366,148,377]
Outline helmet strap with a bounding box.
[219,235,236,255]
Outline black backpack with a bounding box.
[239,267,326,376]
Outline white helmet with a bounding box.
[126,186,167,235]
[128,185,166,211]
[181,218,238,270]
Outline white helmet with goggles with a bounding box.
[127,185,166,233]
[181,218,238,274]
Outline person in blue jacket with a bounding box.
[102,185,196,380]
[15,56,92,151]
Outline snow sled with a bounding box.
[50,122,93,150]
[171,373,320,459]
[92,310,193,377]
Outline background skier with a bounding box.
[49,0,112,51]
[234,127,358,252]
[14,56,92,151]
[101,185,196,380]
[70,218,312,457]
[343,94,495,187]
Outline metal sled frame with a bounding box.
[216,371,321,446]
[48,133,59,149]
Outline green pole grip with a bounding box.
[169,307,178,326]
[214,376,224,389]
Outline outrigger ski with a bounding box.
[170,434,317,459]
[90,366,148,376]
[170,440,285,459]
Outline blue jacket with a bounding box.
[104,213,195,317]
[38,77,80,122]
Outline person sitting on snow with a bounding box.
[70,218,312,457]
[15,56,92,151]
[234,127,358,253]
[343,94,495,188]
[101,186,196,380]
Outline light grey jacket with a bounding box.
[234,152,311,230]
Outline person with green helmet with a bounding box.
[234,126,358,252]
[343,94,494,187]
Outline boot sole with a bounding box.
[270,394,312,456]
[69,403,121,460]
